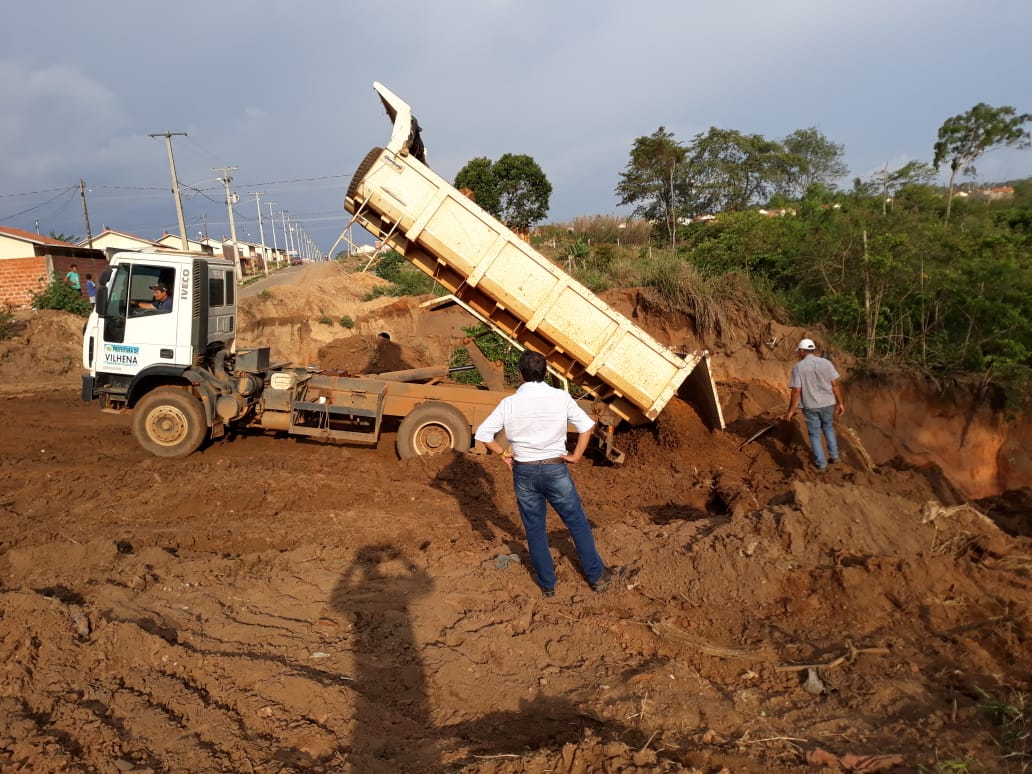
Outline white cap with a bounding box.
[798,338,816,351]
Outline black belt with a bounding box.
[513,457,566,465]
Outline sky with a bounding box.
[2,0,1031,256]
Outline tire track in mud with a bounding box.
[1,549,389,772]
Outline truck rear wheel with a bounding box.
[396,403,471,459]
[133,387,208,458]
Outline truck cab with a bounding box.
[82,249,249,456]
[83,250,237,395]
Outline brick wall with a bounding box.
[0,254,110,307]
[51,256,109,301]
[0,256,50,307]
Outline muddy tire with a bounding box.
[396,402,471,459]
[133,387,208,458]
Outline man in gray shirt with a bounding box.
[783,338,845,471]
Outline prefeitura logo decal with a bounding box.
[103,343,139,366]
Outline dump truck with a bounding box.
[80,83,722,459]
[345,82,723,430]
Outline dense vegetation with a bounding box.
[586,103,1031,403]
[535,180,1032,404]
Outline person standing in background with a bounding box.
[783,338,845,471]
[65,263,81,292]
[85,273,96,304]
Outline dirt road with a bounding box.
[0,271,1029,772]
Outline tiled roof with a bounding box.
[0,224,78,247]
[80,228,164,248]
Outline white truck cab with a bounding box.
[83,250,237,388]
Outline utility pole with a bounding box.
[266,201,279,267]
[215,166,242,282]
[149,132,189,250]
[79,179,94,247]
[252,191,269,275]
[281,211,291,262]
[295,220,306,261]
[287,218,298,261]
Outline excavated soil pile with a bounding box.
[0,264,1029,773]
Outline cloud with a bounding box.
[0,60,124,185]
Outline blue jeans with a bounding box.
[803,405,839,469]
[512,463,604,591]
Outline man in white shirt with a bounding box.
[783,338,845,471]
[474,350,617,597]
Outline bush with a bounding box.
[0,305,23,340]
[339,315,355,329]
[32,279,91,316]
[449,324,522,386]
[370,250,437,297]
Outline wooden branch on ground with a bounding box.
[775,640,889,673]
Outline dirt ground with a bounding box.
[0,264,1029,773]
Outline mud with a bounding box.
[0,263,1029,772]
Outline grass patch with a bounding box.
[977,687,1030,767]
[918,757,978,773]
[638,256,773,341]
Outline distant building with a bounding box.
[81,228,163,252]
[968,186,1015,202]
[156,232,211,253]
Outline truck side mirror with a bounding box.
[95,268,112,315]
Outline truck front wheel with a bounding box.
[133,387,208,458]
[396,403,471,459]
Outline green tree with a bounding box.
[860,161,937,214]
[454,154,551,232]
[615,127,686,247]
[48,231,80,244]
[454,157,500,214]
[493,153,552,232]
[781,127,848,196]
[933,102,1032,223]
[686,128,792,213]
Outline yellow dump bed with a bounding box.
[344,82,722,427]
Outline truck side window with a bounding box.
[209,275,225,307]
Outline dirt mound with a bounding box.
[2,271,1030,772]
[237,263,475,369]
[0,309,84,393]
[317,334,432,374]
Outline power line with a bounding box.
[0,185,78,199]
[1,187,77,220]
[235,173,352,190]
